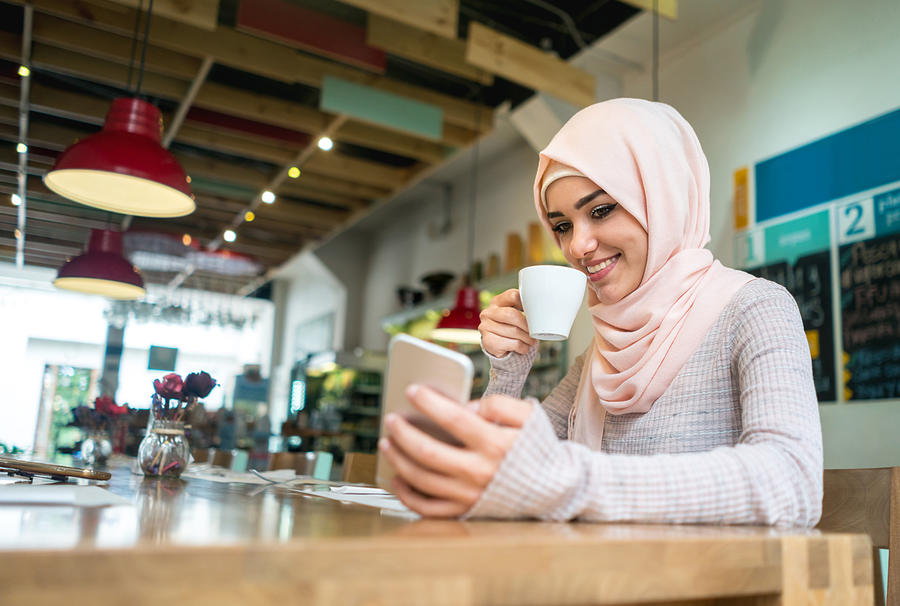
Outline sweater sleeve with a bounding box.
[484,346,587,440]
[466,284,823,527]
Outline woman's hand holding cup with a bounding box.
[478,288,537,357]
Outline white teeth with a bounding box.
[586,257,615,273]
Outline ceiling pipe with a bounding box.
[15,3,33,269]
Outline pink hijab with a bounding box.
[533,98,753,448]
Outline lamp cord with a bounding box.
[135,0,155,97]
[126,0,144,93]
[467,96,481,284]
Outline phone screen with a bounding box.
[376,335,473,490]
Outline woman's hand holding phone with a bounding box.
[478,289,537,357]
[379,386,533,517]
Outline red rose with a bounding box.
[183,371,217,399]
[154,373,184,401]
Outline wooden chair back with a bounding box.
[211,449,233,469]
[817,467,899,606]
[342,452,377,485]
[268,451,317,475]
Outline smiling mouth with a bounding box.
[586,255,619,274]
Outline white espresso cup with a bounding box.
[518,265,586,341]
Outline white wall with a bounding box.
[268,252,346,423]
[613,0,900,468]
[279,0,900,468]
[0,263,274,452]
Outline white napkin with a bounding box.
[0,485,132,507]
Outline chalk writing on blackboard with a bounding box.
[750,251,835,401]
[840,233,900,400]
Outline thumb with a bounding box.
[474,395,534,428]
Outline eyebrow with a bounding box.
[546,189,607,219]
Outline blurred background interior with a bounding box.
[0,0,899,485]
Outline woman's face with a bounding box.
[545,176,648,305]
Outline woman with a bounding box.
[379,98,822,526]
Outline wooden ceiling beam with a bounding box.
[341,0,459,39]
[4,30,464,159]
[12,0,491,132]
[466,22,596,109]
[366,15,491,85]
[32,14,202,81]
[302,153,411,191]
[277,172,390,201]
[0,234,80,257]
[99,0,221,31]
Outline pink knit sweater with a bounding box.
[466,279,823,527]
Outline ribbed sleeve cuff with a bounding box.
[482,344,538,398]
[463,404,584,520]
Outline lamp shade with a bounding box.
[54,229,146,300]
[44,98,195,218]
[431,285,482,344]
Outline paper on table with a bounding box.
[288,485,415,515]
[329,485,391,495]
[0,485,132,507]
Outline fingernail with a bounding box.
[378,438,389,452]
[385,413,397,427]
[406,384,419,398]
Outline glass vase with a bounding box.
[138,419,189,478]
[80,431,112,466]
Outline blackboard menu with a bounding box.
[750,250,835,401]
[839,233,900,400]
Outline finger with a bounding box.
[478,315,533,343]
[490,288,524,311]
[391,477,470,518]
[380,438,481,504]
[404,385,509,461]
[480,304,532,334]
[384,406,493,486]
[481,332,533,357]
[476,395,534,428]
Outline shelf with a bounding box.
[353,385,381,395]
[380,269,530,328]
[342,406,381,417]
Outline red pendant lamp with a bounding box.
[43,0,194,218]
[431,283,482,344]
[54,229,146,300]
[44,98,194,217]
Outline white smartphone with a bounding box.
[375,334,474,491]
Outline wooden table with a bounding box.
[0,463,874,606]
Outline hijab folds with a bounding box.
[533,98,753,448]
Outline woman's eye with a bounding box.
[551,222,571,234]
[591,203,617,220]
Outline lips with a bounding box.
[584,254,620,280]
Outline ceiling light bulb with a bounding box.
[317,137,333,151]
[261,190,276,204]
[223,229,236,242]
[17,65,30,77]
[244,211,255,222]
[11,193,22,206]
[16,143,27,154]
[182,233,192,246]
[288,166,301,179]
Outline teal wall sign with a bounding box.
[763,210,831,265]
[320,76,443,140]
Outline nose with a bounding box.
[568,222,598,260]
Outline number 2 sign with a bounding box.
[837,198,875,244]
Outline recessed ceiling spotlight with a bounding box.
[317,137,333,151]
